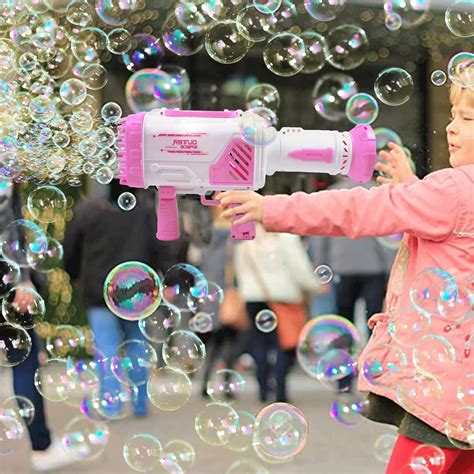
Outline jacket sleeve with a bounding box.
[262,170,459,242]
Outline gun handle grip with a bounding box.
[230,203,256,240]
[156,186,180,241]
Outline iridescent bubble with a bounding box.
[413,335,456,378]
[103,261,162,321]
[34,358,71,402]
[205,20,251,64]
[431,70,447,86]
[66,351,106,393]
[439,285,474,322]
[94,126,115,148]
[123,434,162,472]
[0,259,20,298]
[397,373,442,417]
[66,1,93,27]
[175,2,208,34]
[457,372,474,406]
[375,68,414,106]
[374,433,397,463]
[125,68,182,113]
[187,281,224,315]
[239,109,278,147]
[123,34,165,72]
[162,330,206,374]
[2,285,46,329]
[388,308,431,347]
[324,25,369,71]
[304,0,346,21]
[161,64,191,99]
[385,12,403,31]
[264,0,298,34]
[52,132,70,148]
[69,110,94,133]
[147,366,192,411]
[383,0,430,29]
[110,339,157,387]
[195,402,239,446]
[330,392,369,426]
[316,349,357,389]
[98,148,117,166]
[27,186,67,223]
[300,31,327,74]
[96,166,114,185]
[361,343,407,387]
[445,2,474,38]
[346,93,379,125]
[207,369,246,403]
[188,312,213,333]
[0,412,24,456]
[314,264,333,284]
[312,73,358,122]
[82,63,108,90]
[253,402,308,462]
[101,101,122,124]
[0,219,48,268]
[297,315,361,379]
[201,0,248,20]
[71,27,108,64]
[253,0,282,14]
[59,78,87,106]
[2,395,35,426]
[224,409,256,452]
[245,83,280,111]
[46,324,85,359]
[61,416,109,462]
[410,444,446,473]
[118,192,136,211]
[445,406,474,449]
[162,263,208,312]
[447,52,474,88]
[95,0,138,26]
[107,28,133,55]
[255,309,277,333]
[236,5,271,43]
[138,304,182,343]
[263,33,306,77]
[0,323,31,367]
[29,95,56,123]
[162,440,196,471]
[162,12,205,56]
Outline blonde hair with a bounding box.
[449,63,474,107]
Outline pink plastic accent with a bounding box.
[163,109,238,118]
[157,186,180,241]
[288,148,333,163]
[209,139,255,186]
[347,124,377,183]
[117,112,145,188]
[229,204,256,240]
[200,195,219,206]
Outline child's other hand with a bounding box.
[215,191,264,226]
[375,142,415,185]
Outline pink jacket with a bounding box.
[263,165,474,443]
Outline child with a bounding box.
[216,70,474,473]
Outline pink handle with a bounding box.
[230,204,256,240]
[157,186,180,241]
[288,148,333,163]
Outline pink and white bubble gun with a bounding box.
[117,109,376,241]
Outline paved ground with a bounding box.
[0,363,394,474]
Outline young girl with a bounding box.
[216,73,474,472]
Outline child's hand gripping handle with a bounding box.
[157,186,180,240]
[229,203,256,240]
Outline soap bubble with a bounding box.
[236,5,271,43]
[361,343,408,387]
[111,339,157,387]
[101,102,122,124]
[103,261,162,321]
[0,412,24,456]
[316,349,357,389]
[304,0,346,21]
[162,12,205,56]
[27,186,67,223]
[161,64,191,99]
[147,366,192,411]
[207,369,246,403]
[431,70,447,86]
[195,402,239,446]
[300,31,327,74]
[457,373,474,406]
[324,25,369,71]
[255,309,277,333]
[439,285,474,322]
[52,132,70,148]
[187,281,224,316]
[397,374,442,417]
[174,2,208,34]
[297,315,361,379]
[385,12,403,31]
[0,219,48,268]
[95,0,138,26]
[2,286,46,329]
[201,0,248,20]
[413,335,456,378]
[383,0,430,29]
[106,28,133,55]
[29,95,57,123]
[82,63,108,90]
[0,323,31,367]
[445,406,474,449]
[118,192,136,211]
[330,392,368,426]
[374,433,397,463]
[205,20,251,64]
[253,402,308,462]
[99,148,117,166]
[188,312,213,333]
[447,52,474,88]
[162,263,208,312]
[313,73,358,122]
[66,351,106,394]
[375,68,414,106]
[264,0,298,34]
[34,358,72,402]
[125,68,182,113]
[246,83,280,111]
[445,2,474,38]
[346,93,379,125]
[410,444,446,473]
[71,27,108,64]
[162,330,206,374]
[239,109,278,147]
[253,0,282,14]
[66,1,93,27]
[388,308,431,347]
[61,416,109,462]
[2,396,35,426]
[46,325,85,359]
[162,440,196,471]
[138,304,182,343]
[123,434,162,472]
[96,166,114,185]
[224,410,256,452]
[263,33,306,77]
[0,259,20,298]
[314,265,333,284]
[123,34,165,72]
[59,78,87,106]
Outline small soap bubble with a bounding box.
[330,392,368,426]
[162,330,206,374]
[138,304,182,344]
[314,264,333,284]
[304,0,346,21]
[2,285,46,329]
[123,434,162,472]
[207,369,246,403]
[375,68,414,106]
[431,70,447,86]
[0,323,32,367]
[385,13,402,31]
[255,309,277,333]
[205,20,251,65]
[263,33,306,77]
[445,2,474,38]
[447,52,474,88]
[101,101,122,124]
[2,395,35,426]
[147,366,192,411]
[122,34,165,71]
[118,192,136,211]
[188,311,213,333]
[195,402,239,446]
[107,28,133,55]
[374,433,397,463]
[59,78,87,106]
[346,93,379,125]
[245,83,280,111]
[0,259,21,298]
[95,166,114,185]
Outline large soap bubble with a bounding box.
[324,25,369,71]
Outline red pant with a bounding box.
[386,435,474,474]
